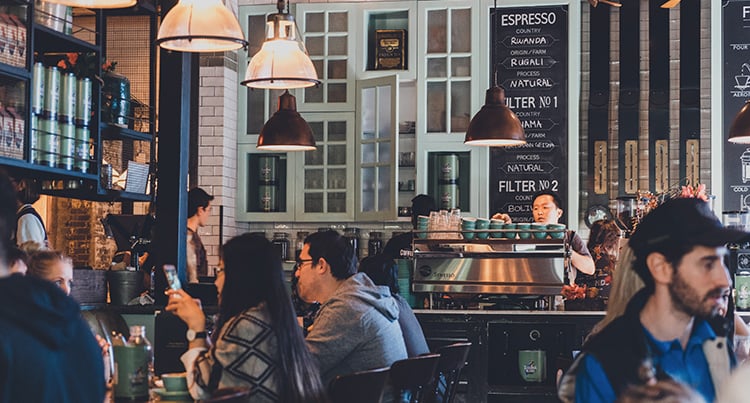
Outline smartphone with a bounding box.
[164,265,182,291]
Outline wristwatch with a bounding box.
[186,329,207,341]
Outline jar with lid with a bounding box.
[295,231,309,259]
[368,232,383,257]
[272,232,290,261]
[344,227,361,259]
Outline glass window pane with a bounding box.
[305,169,324,189]
[451,57,470,77]
[328,144,347,165]
[309,122,324,142]
[451,9,471,52]
[328,60,347,79]
[312,60,324,78]
[427,9,447,53]
[328,83,347,103]
[304,192,323,213]
[378,165,391,210]
[329,12,348,32]
[306,36,324,56]
[451,81,471,132]
[328,168,346,189]
[305,147,323,165]
[362,143,376,163]
[427,58,446,78]
[328,193,346,213]
[328,121,347,141]
[246,15,266,56]
[306,13,324,33]
[267,88,284,113]
[362,167,375,212]
[362,87,375,137]
[377,85,391,139]
[427,82,446,132]
[246,88,264,135]
[378,141,391,163]
[304,84,324,103]
[329,36,347,56]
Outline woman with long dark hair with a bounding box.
[166,233,327,402]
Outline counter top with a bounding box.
[414,309,605,315]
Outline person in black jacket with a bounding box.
[0,169,105,403]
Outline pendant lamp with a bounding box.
[465,1,525,147]
[43,0,136,7]
[242,0,320,89]
[156,0,248,53]
[729,100,750,144]
[257,90,316,151]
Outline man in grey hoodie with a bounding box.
[296,230,407,385]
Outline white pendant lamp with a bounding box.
[43,0,136,8]
[156,0,248,53]
[242,0,320,89]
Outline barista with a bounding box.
[493,190,595,280]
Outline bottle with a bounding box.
[295,231,309,259]
[344,227,361,259]
[272,232,290,261]
[113,325,151,399]
[368,232,383,257]
[127,325,153,385]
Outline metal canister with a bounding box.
[31,62,45,115]
[38,114,59,167]
[258,155,278,183]
[439,154,459,181]
[59,72,76,121]
[43,65,60,118]
[259,184,276,212]
[58,119,75,170]
[76,77,92,126]
[438,181,459,210]
[74,125,91,172]
[101,164,113,189]
[30,114,39,163]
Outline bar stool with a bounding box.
[389,353,441,403]
[328,366,391,403]
[428,342,472,403]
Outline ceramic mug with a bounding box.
[518,350,546,382]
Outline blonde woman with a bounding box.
[27,250,73,296]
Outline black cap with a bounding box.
[628,198,749,260]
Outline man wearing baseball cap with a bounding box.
[565,198,748,403]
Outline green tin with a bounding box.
[74,125,91,172]
[259,184,277,212]
[439,154,459,181]
[59,72,77,120]
[76,77,92,126]
[43,66,60,117]
[58,120,75,170]
[38,116,59,167]
[31,62,45,115]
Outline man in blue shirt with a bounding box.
[562,198,746,403]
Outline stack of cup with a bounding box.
[504,223,517,239]
[416,215,429,239]
[547,223,566,239]
[532,222,548,239]
[517,223,531,239]
[476,218,490,239]
[490,219,505,238]
[461,217,476,240]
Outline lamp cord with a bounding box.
[493,0,499,87]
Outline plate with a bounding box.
[153,387,191,400]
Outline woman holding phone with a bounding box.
[166,233,327,403]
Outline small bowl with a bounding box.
[531,223,548,239]
[516,223,531,239]
[489,220,505,238]
[547,223,566,239]
[161,372,188,392]
[504,223,517,239]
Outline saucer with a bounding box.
[153,387,191,400]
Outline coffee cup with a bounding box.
[504,223,517,239]
[476,218,490,239]
[461,217,477,240]
[516,223,531,239]
[531,222,548,239]
[518,350,546,382]
[547,223,566,239]
[489,219,505,238]
[162,372,188,392]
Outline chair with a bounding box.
[389,354,441,403]
[198,387,251,403]
[329,366,391,403]
[427,342,472,403]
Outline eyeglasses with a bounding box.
[295,259,314,269]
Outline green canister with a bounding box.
[439,154,459,181]
[30,114,39,163]
[43,66,60,117]
[112,345,149,400]
[38,115,59,167]
[31,62,44,115]
[259,184,277,212]
[258,155,278,183]
[58,119,75,170]
[59,72,76,120]
[74,125,91,172]
[76,77,92,126]
[438,181,459,210]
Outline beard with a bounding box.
[668,270,726,319]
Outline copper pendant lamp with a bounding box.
[729,100,750,144]
[257,90,316,151]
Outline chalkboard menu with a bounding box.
[489,6,568,223]
[723,0,750,212]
